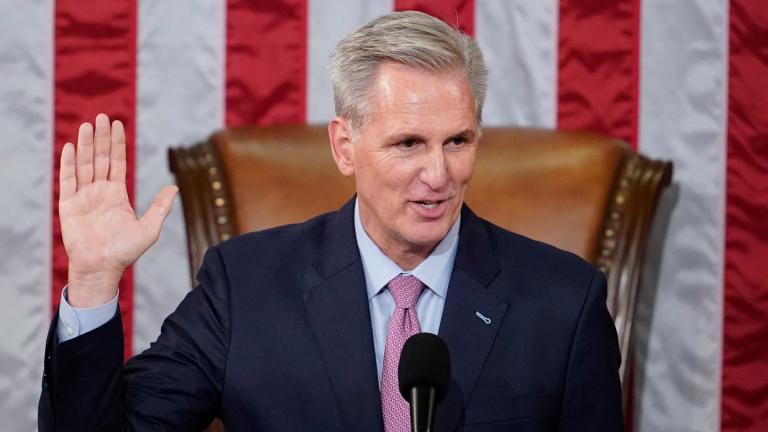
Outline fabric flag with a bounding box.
[0,1,765,431]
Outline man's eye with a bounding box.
[398,139,418,149]
[446,138,467,148]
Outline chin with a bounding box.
[402,222,452,249]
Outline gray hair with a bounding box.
[329,11,488,135]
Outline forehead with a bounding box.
[365,63,477,131]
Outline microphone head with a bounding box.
[398,333,451,403]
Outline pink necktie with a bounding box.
[381,274,424,432]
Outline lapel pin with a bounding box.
[475,311,492,325]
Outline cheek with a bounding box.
[356,159,414,202]
[449,154,476,184]
[377,159,421,189]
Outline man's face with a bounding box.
[333,62,479,261]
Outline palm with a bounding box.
[59,114,177,305]
[61,181,148,272]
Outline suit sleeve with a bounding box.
[38,246,231,432]
[557,269,625,431]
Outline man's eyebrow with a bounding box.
[385,129,477,144]
[387,133,426,143]
[446,129,476,142]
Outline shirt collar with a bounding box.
[354,198,460,301]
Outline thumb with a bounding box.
[139,185,179,241]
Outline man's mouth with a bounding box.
[416,200,440,209]
[409,198,451,219]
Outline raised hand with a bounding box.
[59,114,178,307]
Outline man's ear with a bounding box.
[328,117,355,176]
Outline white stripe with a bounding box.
[134,0,226,353]
[634,1,728,430]
[307,0,394,124]
[0,1,53,430]
[475,0,559,128]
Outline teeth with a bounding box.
[419,201,438,209]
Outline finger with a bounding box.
[109,119,126,183]
[76,122,94,187]
[59,142,77,201]
[93,113,111,181]
[139,185,179,241]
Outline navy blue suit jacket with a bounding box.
[39,198,623,431]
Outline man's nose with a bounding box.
[419,145,449,190]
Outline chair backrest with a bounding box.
[169,125,672,395]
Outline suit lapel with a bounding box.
[303,199,383,432]
[435,206,508,432]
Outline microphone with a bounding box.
[398,333,451,432]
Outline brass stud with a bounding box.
[620,178,630,188]
[598,265,608,273]
[601,248,611,257]
[208,167,218,175]
[215,197,226,207]
[605,228,615,238]
[217,216,227,225]
[205,153,213,162]
[221,233,231,241]
[615,194,625,205]
[610,211,620,220]
[212,181,222,190]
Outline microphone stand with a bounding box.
[409,385,437,432]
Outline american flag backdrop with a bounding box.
[0,0,766,431]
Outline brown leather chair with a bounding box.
[168,125,672,425]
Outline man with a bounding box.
[39,11,623,431]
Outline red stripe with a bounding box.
[557,1,640,428]
[394,0,475,36]
[53,0,137,358]
[557,0,640,149]
[225,0,307,127]
[722,2,768,430]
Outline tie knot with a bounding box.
[387,274,424,309]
